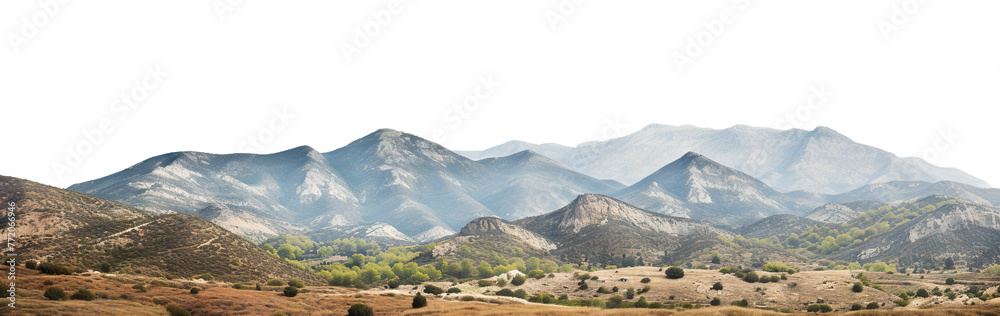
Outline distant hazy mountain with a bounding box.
[70,129,620,243]
[1,175,319,283]
[457,140,572,162]
[459,124,990,194]
[615,152,811,228]
[831,180,1000,207]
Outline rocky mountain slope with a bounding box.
[0,175,319,283]
[460,124,989,194]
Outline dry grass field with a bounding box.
[6,268,999,315]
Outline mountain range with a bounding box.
[459,124,989,194]
[70,129,620,242]
[68,126,1000,243]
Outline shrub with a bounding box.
[529,291,555,304]
[267,279,285,286]
[232,283,244,289]
[283,286,298,297]
[189,287,200,294]
[25,260,37,269]
[496,289,515,297]
[762,262,797,274]
[44,287,67,300]
[605,295,623,309]
[611,286,619,293]
[477,280,494,287]
[288,279,305,288]
[866,302,880,309]
[347,304,374,316]
[37,262,72,275]
[255,283,262,290]
[806,304,832,313]
[577,272,591,280]
[70,289,96,301]
[851,303,863,311]
[412,293,427,308]
[640,277,651,283]
[635,296,649,308]
[743,272,759,283]
[98,262,111,273]
[712,282,723,290]
[578,282,588,290]
[527,269,546,279]
[589,276,598,281]
[894,299,909,307]
[423,284,443,295]
[597,286,611,294]
[916,288,929,298]
[132,283,147,293]
[496,278,506,287]
[665,266,684,279]
[731,299,749,307]
[511,275,527,286]
[852,282,863,293]
[43,280,54,286]
[624,288,635,299]
[710,297,721,306]
[166,305,191,316]
[447,287,461,294]
[945,277,955,285]
[640,285,650,293]
[947,292,957,300]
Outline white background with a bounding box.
[1,0,998,189]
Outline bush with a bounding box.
[447,287,461,294]
[477,280,494,287]
[347,304,374,316]
[710,297,721,306]
[852,282,863,293]
[37,262,72,275]
[232,283,244,290]
[640,277,651,283]
[25,260,37,269]
[611,286,619,293]
[166,305,191,316]
[43,280,54,286]
[712,282,723,290]
[894,299,909,307]
[743,272,759,283]
[70,289,96,301]
[98,262,111,273]
[635,296,649,308]
[256,283,263,290]
[529,291,555,304]
[597,286,611,294]
[590,276,598,281]
[496,278,506,287]
[624,288,635,299]
[511,275,527,286]
[806,304,832,313]
[288,279,305,288]
[916,288,929,298]
[496,289,516,297]
[945,277,955,285]
[413,293,428,308]
[132,283,147,293]
[423,284,443,295]
[527,269,546,279]
[866,302,880,309]
[665,266,684,279]
[189,287,200,294]
[283,286,298,297]
[268,279,285,286]
[605,295,623,309]
[762,262,797,274]
[731,299,749,307]
[44,287,66,300]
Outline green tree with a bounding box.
[477,260,494,278]
[511,274,527,286]
[944,257,955,270]
[784,234,800,248]
[412,293,427,308]
[852,282,863,293]
[665,266,684,279]
[527,269,546,279]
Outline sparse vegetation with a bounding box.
[807,303,832,313]
[166,305,191,316]
[37,262,73,275]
